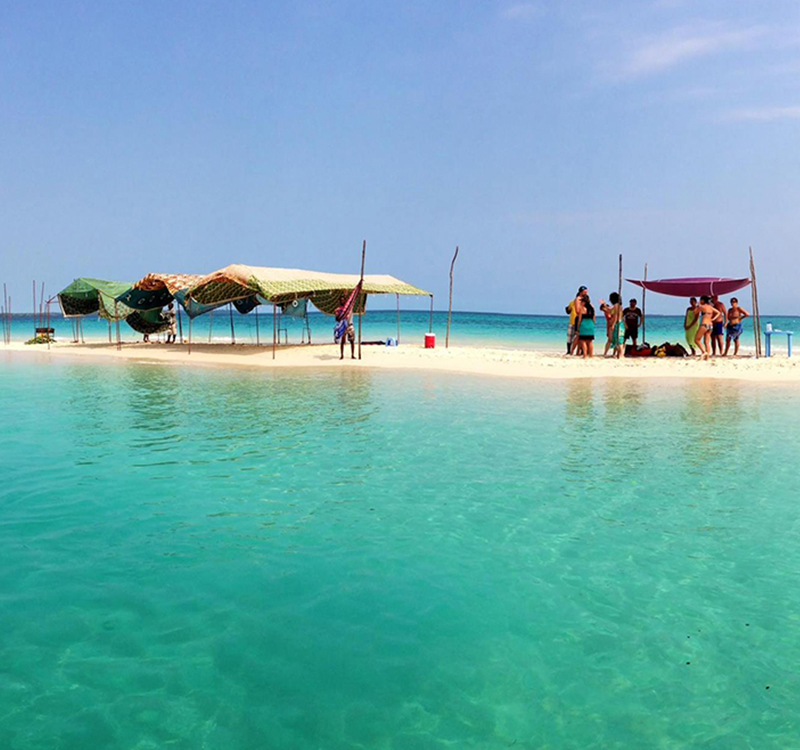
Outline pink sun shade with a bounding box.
[626,277,751,298]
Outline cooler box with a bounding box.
[424,333,436,349]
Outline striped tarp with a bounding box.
[187,264,431,316]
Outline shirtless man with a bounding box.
[710,295,726,356]
[724,297,750,356]
[334,294,356,360]
[695,295,723,360]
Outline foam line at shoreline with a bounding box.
[4,341,800,383]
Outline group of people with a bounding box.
[565,286,642,358]
[566,286,750,359]
[683,295,749,358]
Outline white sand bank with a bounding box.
[4,341,800,383]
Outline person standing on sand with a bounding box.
[684,297,700,355]
[165,303,177,344]
[334,294,356,360]
[566,286,588,355]
[724,297,750,357]
[710,295,726,356]
[575,294,596,358]
[600,292,623,358]
[695,295,723,360]
[623,299,643,349]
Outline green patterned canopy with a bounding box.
[187,264,431,316]
[58,278,134,321]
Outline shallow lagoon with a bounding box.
[2,359,800,748]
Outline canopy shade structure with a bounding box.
[58,278,134,320]
[626,277,751,298]
[186,264,432,315]
[116,272,228,319]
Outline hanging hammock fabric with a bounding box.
[626,277,751,298]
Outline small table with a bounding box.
[765,328,793,357]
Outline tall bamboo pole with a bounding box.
[3,283,8,345]
[446,245,459,348]
[749,247,762,358]
[115,301,121,351]
[641,262,648,343]
[358,239,366,360]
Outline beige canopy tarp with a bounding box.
[186,264,431,315]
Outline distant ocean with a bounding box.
[4,310,799,351]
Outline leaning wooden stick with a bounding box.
[446,245,459,348]
[641,262,648,343]
[358,239,366,360]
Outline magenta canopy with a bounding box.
[626,277,751,298]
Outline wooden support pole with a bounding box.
[80,317,85,344]
[39,281,45,328]
[46,301,51,350]
[272,304,276,360]
[32,280,36,338]
[114,301,121,351]
[177,304,184,344]
[208,309,214,343]
[188,313,192,355]
[229,302,235,345]
[641,262,648,343]
[358,239,366,360]
[396,293,400,344]
[108,320,112,343]
[2,283,8,345]
[255,304,260,346]
[749,246,762,358]
[429,294,434,333]
[446,245,459,348]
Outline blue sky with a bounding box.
[1,0,798,314]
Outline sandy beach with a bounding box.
[4,340,800,382]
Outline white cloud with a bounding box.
[726,106,800,121]
[500,3,543,21]
[618,23,767,78]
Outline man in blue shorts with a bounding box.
[723,297,749,356]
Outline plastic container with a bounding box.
[424,333,436,349]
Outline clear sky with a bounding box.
[1,0,798,314]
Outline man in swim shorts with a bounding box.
[334,294,356,360]
[710,295,726,356]
[623,299,643,348]
[723,297,750,356]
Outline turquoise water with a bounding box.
[3,357,800,748]
[6,310,800,350]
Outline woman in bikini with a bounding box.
[695,295,723,359]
